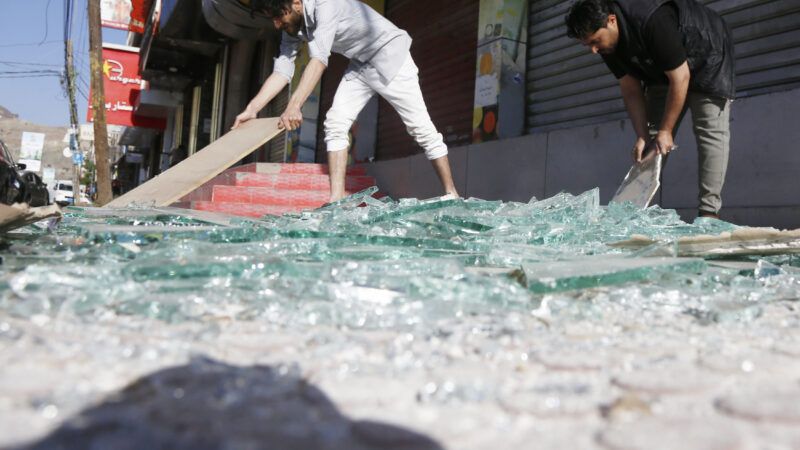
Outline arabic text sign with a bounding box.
[87,46,166,129]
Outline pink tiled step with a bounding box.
[231,162,367,176]
[233,172,375,190]
[175,162,380,218]
[210,186,360,207]
[191,201,304,218]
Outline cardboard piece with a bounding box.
[0,203,62,234]
[610,154,662,208]
[106,118,282,208]
[610,227,800,257]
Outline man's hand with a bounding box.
[279,105,303,131]
[232,108,257,130]
[640,130,675,161]
[632,136,647,163]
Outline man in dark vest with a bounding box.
[565,0,734,219]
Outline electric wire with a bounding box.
[0,61,63,68]
[40,0,55,45]
[0,40,61,48]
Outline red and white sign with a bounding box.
[88,45,166,129]
[101,0,152,34]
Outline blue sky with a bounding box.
[0,0,128,127]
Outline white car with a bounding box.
[51,181,94,206]
[52,181,75,206]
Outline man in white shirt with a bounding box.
[233,0,459,202]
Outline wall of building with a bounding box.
[377,0,479,159]
[365,87,800,229]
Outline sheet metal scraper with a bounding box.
[610,153,663,208]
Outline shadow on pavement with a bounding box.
[12,357,444,450]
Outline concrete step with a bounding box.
[232,162,368,176]
[191,201,306,218]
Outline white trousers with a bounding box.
[324,54,448,160]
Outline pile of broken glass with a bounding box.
[1,187,797,328]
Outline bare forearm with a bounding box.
[246,73,290,113]
[619,75,649,139]
[288,58,326,110]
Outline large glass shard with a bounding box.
[314,186,379,212]
[1,188,800,449]
[610,154,662,207]
[521,256,707,293]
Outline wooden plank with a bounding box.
[0,203,61,234]
[106,118,282,208]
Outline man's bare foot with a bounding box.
[329,192,346,203]
[441,192,460,200]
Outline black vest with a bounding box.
[613,0,735,99]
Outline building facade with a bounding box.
[124,0,800,227]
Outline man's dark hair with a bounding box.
[248,0,292,18]
[565,0,615,39]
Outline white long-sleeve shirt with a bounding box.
[272,0,412,84]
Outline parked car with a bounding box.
[0,139,49,207]
[52,180,75,206]
[18,171,49,206]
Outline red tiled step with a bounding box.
[179,173,375,203]
[233,172,375,191]
[191,201,307,218]
[232,162,367,176]
[211,185,358,207]
[179,172,239,203]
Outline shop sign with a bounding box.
[87,45,166,130]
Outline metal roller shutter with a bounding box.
[526,0,800,132]
[526,0,621,132]
[378,0,479,160]
[721,0,800,95]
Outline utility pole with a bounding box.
[88,0,112,205]
[64,40,82,205]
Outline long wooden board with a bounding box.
[106,118,282,208]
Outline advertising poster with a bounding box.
[473,0,528,143]
[19,132,45,172]
[101,0,152,33]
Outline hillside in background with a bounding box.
[0,105,19,120]
[0,104,73,182]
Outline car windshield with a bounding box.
[57,183,73,191]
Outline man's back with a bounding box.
[275,0,411,84]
